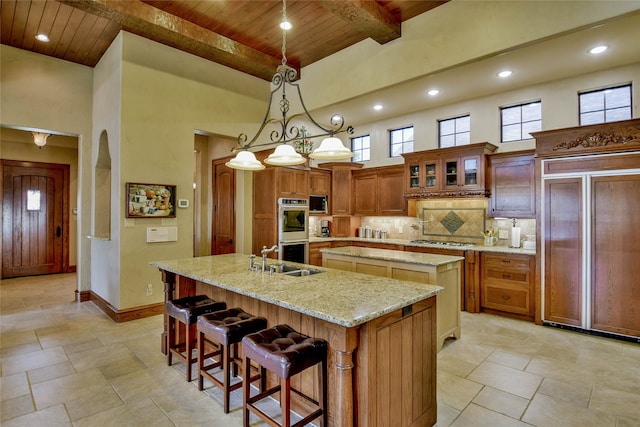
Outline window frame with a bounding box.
[579,84,632,126]
[500,100,542,143]
[389,125,414,157]
[350,134,371,162]
[438,115,471,148]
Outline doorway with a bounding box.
[2,160,70,278]
[211,158,236,255]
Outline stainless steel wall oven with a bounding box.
[278,198,309,263]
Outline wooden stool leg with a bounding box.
[320,358,327,427]
[167,316,174,366]
[185,323,192,382]
[231,343,238,377]
[243,356,251,427]
[222,343,231,413]
[282,377,291,427]
[197,330,204,391]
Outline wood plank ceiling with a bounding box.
[0,0,447,80]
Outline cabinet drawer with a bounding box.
[482,253,531,269]
[483,267,529,286]
[483,285,530,314]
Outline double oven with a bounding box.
[278,198,309,264]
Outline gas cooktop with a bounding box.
[409,239,476,247]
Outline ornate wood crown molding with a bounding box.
[553,126,640,151]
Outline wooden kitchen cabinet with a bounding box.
[488,151,536,218]
[309,241,332,266]
[442,154,483,191]
[353,165,406,216]
[402,142,497,198]
[276,167,309,198]
[318,162,363,215]
[309,168,331,195]
[481,253,535,321]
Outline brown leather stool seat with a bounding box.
[166,295,226,382]
[197,308,268,413]
[242,324,327,427]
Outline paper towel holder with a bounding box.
[510,218,521,248]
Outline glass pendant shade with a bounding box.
[264,144,306,166]
[225,150,265,170]
[309,137,354,160]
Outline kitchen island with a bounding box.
[151,253,444,427]
[321,246,464,351]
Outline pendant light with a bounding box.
[227,0,354,171]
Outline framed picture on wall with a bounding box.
[126,182,176,218]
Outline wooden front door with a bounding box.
[2,160,69,278]
[211,159,235,255]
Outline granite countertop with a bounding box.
[150,254,443,328]
[321,246,464,266]
[310,236,536,256]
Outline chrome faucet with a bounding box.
[261,245,279,273]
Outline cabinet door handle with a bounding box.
[501,260,511,264]
[502,295,511,300]
[502,274,512,279]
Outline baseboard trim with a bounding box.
[88,291,164,323]
[75,290,91,302]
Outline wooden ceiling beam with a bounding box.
[319,0,401,44]
[57,0,286,81]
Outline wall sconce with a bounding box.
[32,132,50,148]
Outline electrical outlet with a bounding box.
[499,229,509,239]
[398,226,403,234]
[146,283,153,296]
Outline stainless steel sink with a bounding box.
[274,264,324,276]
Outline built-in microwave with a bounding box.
[309,194,328,214]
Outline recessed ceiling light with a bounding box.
[427,89,439,96]
[280,20,292,30]
[589,45,608,54]
[35,34,50,42]
[373,104,383,111]
[497,70,512,78]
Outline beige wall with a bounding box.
[114,33,266,309]
[0,130,79,268]
[349,63,640,168]
[0,45,93,293]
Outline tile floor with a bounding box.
[1,273,639,426]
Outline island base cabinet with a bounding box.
[323,253,461,351]
[358,297,437,427]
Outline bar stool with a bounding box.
[197,308,268,413]
[242,324,327,427]
[166,295,226,381]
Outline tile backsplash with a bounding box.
[311,198,536,247]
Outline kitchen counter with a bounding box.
[152,253,441,426]
[310,236,536,256]
[150,253,442,328]
[320,245,464,266]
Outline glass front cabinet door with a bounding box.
[406,160,440,193]
[424,162,438,189]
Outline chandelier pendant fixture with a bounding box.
[226,0,354,171]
